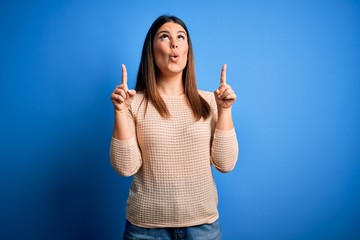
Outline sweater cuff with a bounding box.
[214,128,236,137]
[111,136,137,147]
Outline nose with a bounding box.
[170,41,178,49]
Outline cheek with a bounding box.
[182,47,189,60]
[154,43,168,56]
[181,43,189,55]
[154,47,168,66]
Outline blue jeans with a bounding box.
[123,219,222,240]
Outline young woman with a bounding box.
[110,15,238,240]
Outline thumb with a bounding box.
[128,89,136,96]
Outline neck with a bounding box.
[157,73,184,96]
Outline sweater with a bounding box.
[110,90,238,228]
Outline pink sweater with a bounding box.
[110,90,238,228]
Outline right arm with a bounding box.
[111,64,136,140]
[110,64,142,176]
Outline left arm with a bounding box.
[211,64,239,172]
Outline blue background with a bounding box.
[1,0,359,239]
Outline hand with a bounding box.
[111,64,136,112]
[214,64,236,109]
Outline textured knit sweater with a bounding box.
[110,90,238,228]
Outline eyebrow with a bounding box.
[157,30,187,35]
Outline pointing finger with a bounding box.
[121,64,127,85]
[220,64,227,84]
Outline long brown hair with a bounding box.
[135,15,211,120]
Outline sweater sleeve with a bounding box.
[109,108,142,177]
[208,92,239,173]
[211,128,239,173]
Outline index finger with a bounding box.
[220,64,227,84]
[121,64,127,85]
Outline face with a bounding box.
[153,22,189,79]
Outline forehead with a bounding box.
[157,22,187,34]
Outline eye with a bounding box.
[177,34,186,41]
[159,34,170,40]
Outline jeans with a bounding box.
[123,219,222,240]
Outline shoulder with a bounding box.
[198,89,217,118]
[129,91,146,114]
[197,89,215,105]
[129,91,145,106]
[133,91,146,102]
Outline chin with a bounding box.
[168,65,184,72]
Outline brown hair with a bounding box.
[135,15,211,120]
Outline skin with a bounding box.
[153,22,188,95]
[111,22,236,140]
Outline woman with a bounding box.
[110,15,238,240]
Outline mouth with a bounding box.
[169,53,180,62]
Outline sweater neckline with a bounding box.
[160,93,186,98]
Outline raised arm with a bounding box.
[211,64,238,172]
[214,64,236,130]
[111,64,136,140]
[110,64,141,176]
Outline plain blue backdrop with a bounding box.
[1,0,359,239]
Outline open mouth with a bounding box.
[169,53,179,62]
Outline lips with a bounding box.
[169,52,179,62]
